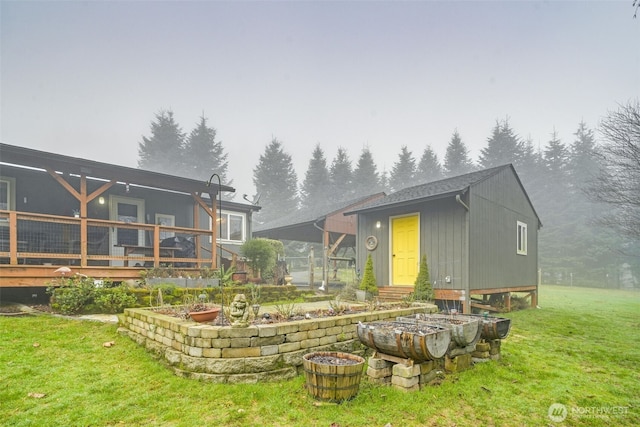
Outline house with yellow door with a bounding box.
[345,164,541,314]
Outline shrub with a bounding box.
[241,238,276,280]
[94,285,137,313]
[47,275,96,314]
[414,254,434,301]
[359,254,378,294]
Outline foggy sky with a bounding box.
[1,1,638,197]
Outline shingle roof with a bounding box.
[253,193,384,232]
[345,165,512,214]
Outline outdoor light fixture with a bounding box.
[375,221,381,229]
[98,196,105,205]
[206,173,224,325]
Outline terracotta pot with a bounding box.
[189,307,220,322]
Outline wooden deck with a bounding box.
[377,285,538,313]
[0,210,229,287]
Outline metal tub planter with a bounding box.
[397,313,482,348]
[471,314,512,340]
[357,321,451,362]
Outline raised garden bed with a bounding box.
[118,302,436,384]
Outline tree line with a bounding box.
[138,101,640,288]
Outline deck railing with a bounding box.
[0,210,218,268]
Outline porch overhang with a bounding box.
[0,143,235,196]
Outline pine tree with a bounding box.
[352,147,380,197]
[389,146,416,191]
[544,129,569,183]
[138,110,185,175]
[329,147,353,202]
[300,144,331,210]
[359,253,378,295]
[444,130,474,177]
[183,115,230,184]
[568,121,599,186]
[253,138,299,223]
[416,145,443,183]
[479,118,522,169]
[379,169,390,193]
[413,254,434,301]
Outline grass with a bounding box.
[1,285,638,426]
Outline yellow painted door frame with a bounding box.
[391,214,419,286]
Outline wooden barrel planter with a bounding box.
[473,315,512,340]
[398,314,482,348]
[357,321,451,362]
[302,352,365,403]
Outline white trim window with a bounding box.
[0,177,14,211]
[211,211,246,243]
[517,221,528,255]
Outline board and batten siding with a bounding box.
[356,214,390,284]
[420,198,468,292]
[355,198,468,290]
[468,167,539,290]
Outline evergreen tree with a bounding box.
[514,136,543,187]
[183,115,230,184]
[413,254,434,301]
[379,168,390,193]
[416,145,443,183]
[252,138,299,223]
[389,146,416,191]
[359,253,378,295]
[300,144,331,210]
[537,130,575,282]
[352,147,381,197]
[543,129,569,183]
[329,147,353,202]
[444,130,474,177]
[479,118,522,169]
[138,110,185,175]
[568,121,599,186]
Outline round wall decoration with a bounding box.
[365,235,378,251]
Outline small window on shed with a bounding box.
[517,221,527,255]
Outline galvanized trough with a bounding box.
[356,321,451,362]
[471,314,512,340]
[397,313,483,348]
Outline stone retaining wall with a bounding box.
[118,305,435,383]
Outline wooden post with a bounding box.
[8,211,18,265]
[309,246,315,290]
[530,289,538,308]
[323,229,329,293]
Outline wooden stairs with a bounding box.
[377,286,414,302]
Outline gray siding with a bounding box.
[355,166,539,294]
[420,198,468,292]
[468,167,539,290]
[355,198,467,290]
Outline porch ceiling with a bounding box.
[0,143,235,196]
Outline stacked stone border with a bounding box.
[118,304,435,384]
[366,338,503,392]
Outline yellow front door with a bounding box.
[391,215,419,285]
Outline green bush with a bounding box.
[47,275,96,315]
[359,254,378,294]
[94,286,137,313]
[241,238,276,280]
[47,276,137,314]
[414,254,434,301]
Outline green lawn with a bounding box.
[1,285,638,426]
